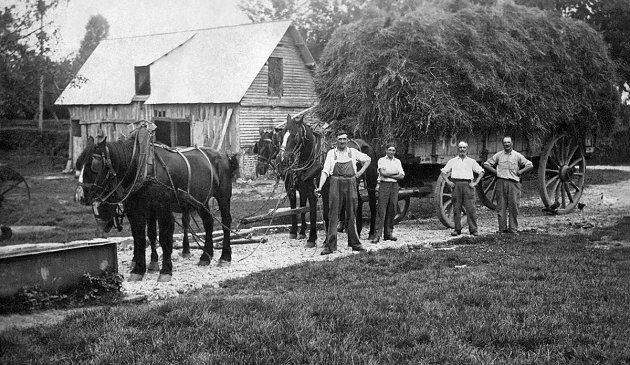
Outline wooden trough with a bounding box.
[0,239,118,298]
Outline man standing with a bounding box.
[371,143,405,243]
[316,130,371,255]
[483,136,533,234]
[440,141,484,236]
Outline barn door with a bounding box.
[153,118,191,147]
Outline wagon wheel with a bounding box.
[0,166,31,214]
[394,195,411,224]
[476,172,498,210]
[434,174,467,229]
[538,133,586,214]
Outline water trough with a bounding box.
[0,239,118,298]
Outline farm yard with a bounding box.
[1,144,630,363]
[2,0,630,363]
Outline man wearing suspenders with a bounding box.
[316,130,372,255]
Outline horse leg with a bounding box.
[197,207,215,266]
[157,211,175,282]
[298,185,308,240]
[147,211,160,272]
[180,210,192,258]
[306,182,318,246]
[368,189,377,240]
[287,183,298,239]
[128,210,147,282]
[215,196,233,266]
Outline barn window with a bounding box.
[135,66,151,95]
[268,57,283,97]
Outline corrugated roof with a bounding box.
[55,21,314,105]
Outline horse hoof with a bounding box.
[197,260,211,267]
[180,252,192,259]
[304,241,316,248]
[157,274,172,282]
[128,273,144,282]
[148,261,160,272]
[367,235,376,241]
[297,234,306,240]
[217,259,231,267]
[289,233,297,239]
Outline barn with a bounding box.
[55,20,317,177]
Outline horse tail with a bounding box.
[228,154,239,179]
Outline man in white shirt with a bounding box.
[371,143,405,243]
[483,136,533,234]
[316,130,371,255]
[440,141,485,236]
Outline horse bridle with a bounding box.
[256,137,280,168]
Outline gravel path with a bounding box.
[119,166,630,302]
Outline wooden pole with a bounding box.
[215,108,233,150]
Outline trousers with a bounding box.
[452,181,478,233]
[324,176,362,251]
[375,181,398,238]
[496,178,521,232]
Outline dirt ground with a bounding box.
[1,165,629,332]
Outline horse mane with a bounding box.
[75,142,95,171]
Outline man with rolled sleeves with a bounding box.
[315,130,371,255]
[483,136,533,234]
[371,143,405,244]
[440,141,485,236]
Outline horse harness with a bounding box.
[86,124,218,218]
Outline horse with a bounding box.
[75,124,238,282]
[256,114,377,243]
[273,115,324,245]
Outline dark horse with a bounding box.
[76,125,238,281]
[254,114,378,242]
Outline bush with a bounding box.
[0,129,68,156]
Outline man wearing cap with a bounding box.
[483,136,533,234]
[371,143,405,244]
[440,141,484,236]
[315,130,371,255]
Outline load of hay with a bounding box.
[314,1,620,146]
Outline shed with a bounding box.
[55,20,318,177]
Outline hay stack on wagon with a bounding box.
[314,1,620,146]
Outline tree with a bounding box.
[0,5,40,119]
[0,1,75,123]
[72,14,109,74]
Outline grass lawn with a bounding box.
[1,226,629,364]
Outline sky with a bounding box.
[9,0,252,60]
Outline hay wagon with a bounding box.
[376,130,593,228]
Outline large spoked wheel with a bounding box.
[394,196,411,224]
[476,173,498,210]
[0,166,31,208]
[434,175,467,229]
[538,133,586,214]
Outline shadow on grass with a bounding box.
[1,218,630,364]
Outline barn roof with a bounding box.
[55,21,314,105]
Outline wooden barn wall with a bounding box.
[239,106,311,151]
[144,103,239,153]
[68,103,240,166]
[239,31,317,150]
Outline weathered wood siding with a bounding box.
[239,31,317,149]
[69,103,239,165]
[145,103,239,153]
